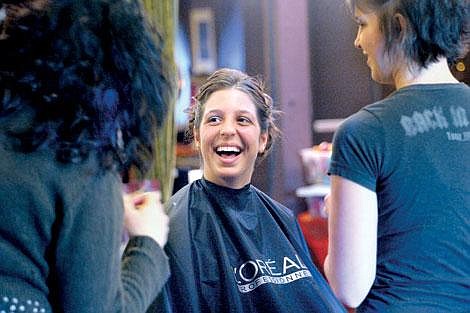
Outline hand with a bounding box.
[123,191,169,247]
[321,193,331,218]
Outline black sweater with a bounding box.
[0,119,169,312]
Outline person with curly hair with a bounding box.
[324,0,470,311]
[0,0,173,312]
[147,68,345,313]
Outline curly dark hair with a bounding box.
[0,0,173,176]
[345,0,469,67]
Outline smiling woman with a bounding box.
[146,68,346,313]
[324,0,470,312]
[193,88,268,188]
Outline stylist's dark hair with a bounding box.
[0,0,173,176]
[187,68,280,159]
[346,0,469,67]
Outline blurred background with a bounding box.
[164,0,468,211]
[143,0,468,282]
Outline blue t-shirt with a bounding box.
[329,83,470,312]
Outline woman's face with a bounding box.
[194,88,268,189]
[354,7,395,84]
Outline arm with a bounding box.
[53,170,169,313]
[324,175,377,308]
[121,191,170,311]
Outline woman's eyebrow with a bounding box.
[236,110,255,115]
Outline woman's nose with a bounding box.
[220,121,236,136]
[354,30,361,49]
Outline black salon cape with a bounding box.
[147,179,344,313]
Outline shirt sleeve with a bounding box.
[328,109,384,192]
[120,236,170,313]
[51,168,169,313]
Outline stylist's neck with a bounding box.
[394,57,459,90]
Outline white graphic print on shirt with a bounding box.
[233,254,312,293]
[400,105,469,140]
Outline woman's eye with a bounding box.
[355,18,365,28]
[207,116,221,123]
[238,116,252,125]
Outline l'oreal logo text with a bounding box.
[232,254,312,293]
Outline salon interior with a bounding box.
[156,0,469,272]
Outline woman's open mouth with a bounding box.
[215,146,241,157]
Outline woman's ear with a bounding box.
[394,13,407,39]
[258,132,268,154]
[193,127,200,149]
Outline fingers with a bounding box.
[130,191,161,208]
[321,193,331,218]
[123,191,169,247]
